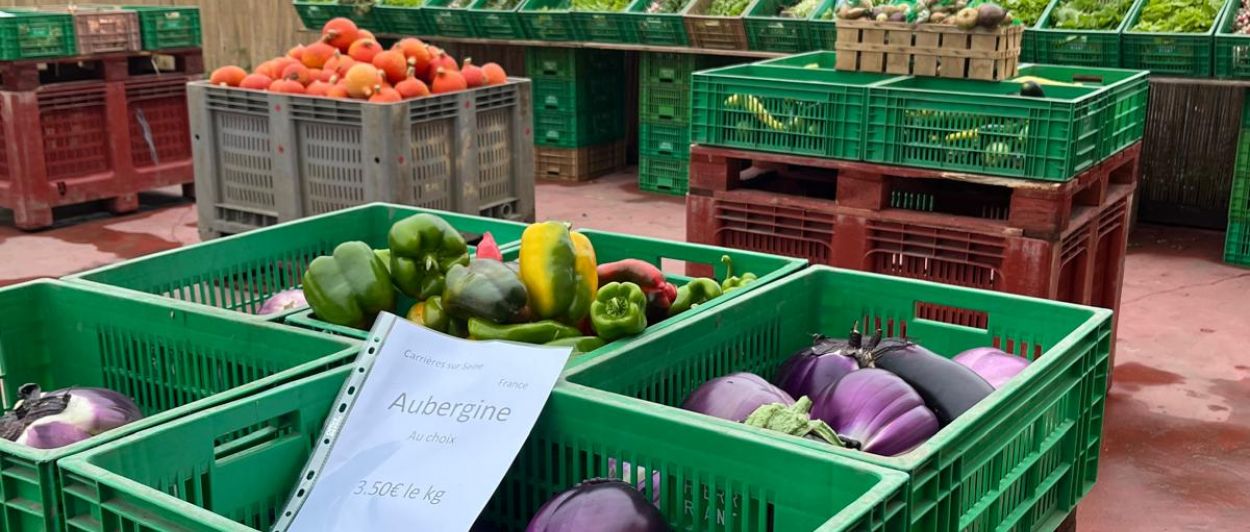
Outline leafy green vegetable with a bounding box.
[380,0,426,6]
[481,0,520,8]
[1049,0,1134,30]
[998,0,1049,26]
[707,0,750,16]
[1131,0,1221,33]
[571,0,630,10]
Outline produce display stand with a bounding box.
[1032,0,1143,68]
[0,279,359,532]
[286,229,807,370]
[1121,0,1221,77]
[65,203,528,321]
[58,365,910,531]
[562,265,1114,532]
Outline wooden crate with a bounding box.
[835,18,1023,81]
[535,140,627,182]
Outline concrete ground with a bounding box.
[2,172,1248,531]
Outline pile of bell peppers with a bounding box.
[300,213,758,356]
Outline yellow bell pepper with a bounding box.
[519,222,598,323]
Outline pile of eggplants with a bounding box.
[681,324,1031,456]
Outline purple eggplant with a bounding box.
[774,334,860,399]
[681,372,794,422]
[953,347,1030,389]
[0,384,143,449]
[811,369,939,456]
[526,478,670,532]
[871,339,994,426]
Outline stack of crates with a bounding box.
[637,52,741,195]
[527,48,628,182]
[1227,92,1250,268]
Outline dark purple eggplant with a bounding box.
[810,368,939,456]
[870,338,994,426]
[681,372,795,422]
[526,478,670,532]
[774,334,860,399]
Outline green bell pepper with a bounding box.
[720,255,757,293]
[388,213,469,300]
[468,318,582,344]
[443,259,529,324]
[669,278,723,317]
[303,241,396,329]
[590,282,648,341]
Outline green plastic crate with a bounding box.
[292,1,381,31]
[533,77,625,112]
[375,1,435,36]
[692,63,890,160]
[1014,64,1150,159]
[570,3,637,43]
[640,82,691,123]
[59,365,909,532]
[744,0,814,53]
[865,76,1107,182]
[126,6,201,50]
[0,280,359,532]
[638,154,690,195]
[1032,0,1141,67]
[1122,0,1222,77]
[286,230,807,370]
[626,0,693,46]
[640,51,742,86]
[564,266,1114,532]
[639,121,691,158]
[65,203,527,322]
[756,48,837,68]
[519,0,577,40]
[469,0,529,39]
[1227,219,1250,266]
[525,47,624,80]
[0,10,75,61]
[1214,0,1250,78]
[423,0,479,37]
[809,0,837,50]
[534,107,627,147]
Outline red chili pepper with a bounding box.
[476,231,502,261]
[597,259,677,325]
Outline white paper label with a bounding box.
[284,314,569,532]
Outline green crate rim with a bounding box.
[286,231,808,370]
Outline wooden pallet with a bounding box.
[689,142,1141,239]
[0,47,203,91]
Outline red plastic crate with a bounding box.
[0,76,194,229]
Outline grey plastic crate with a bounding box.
[189,80,535,240]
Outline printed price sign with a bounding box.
[275,313,569,532]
